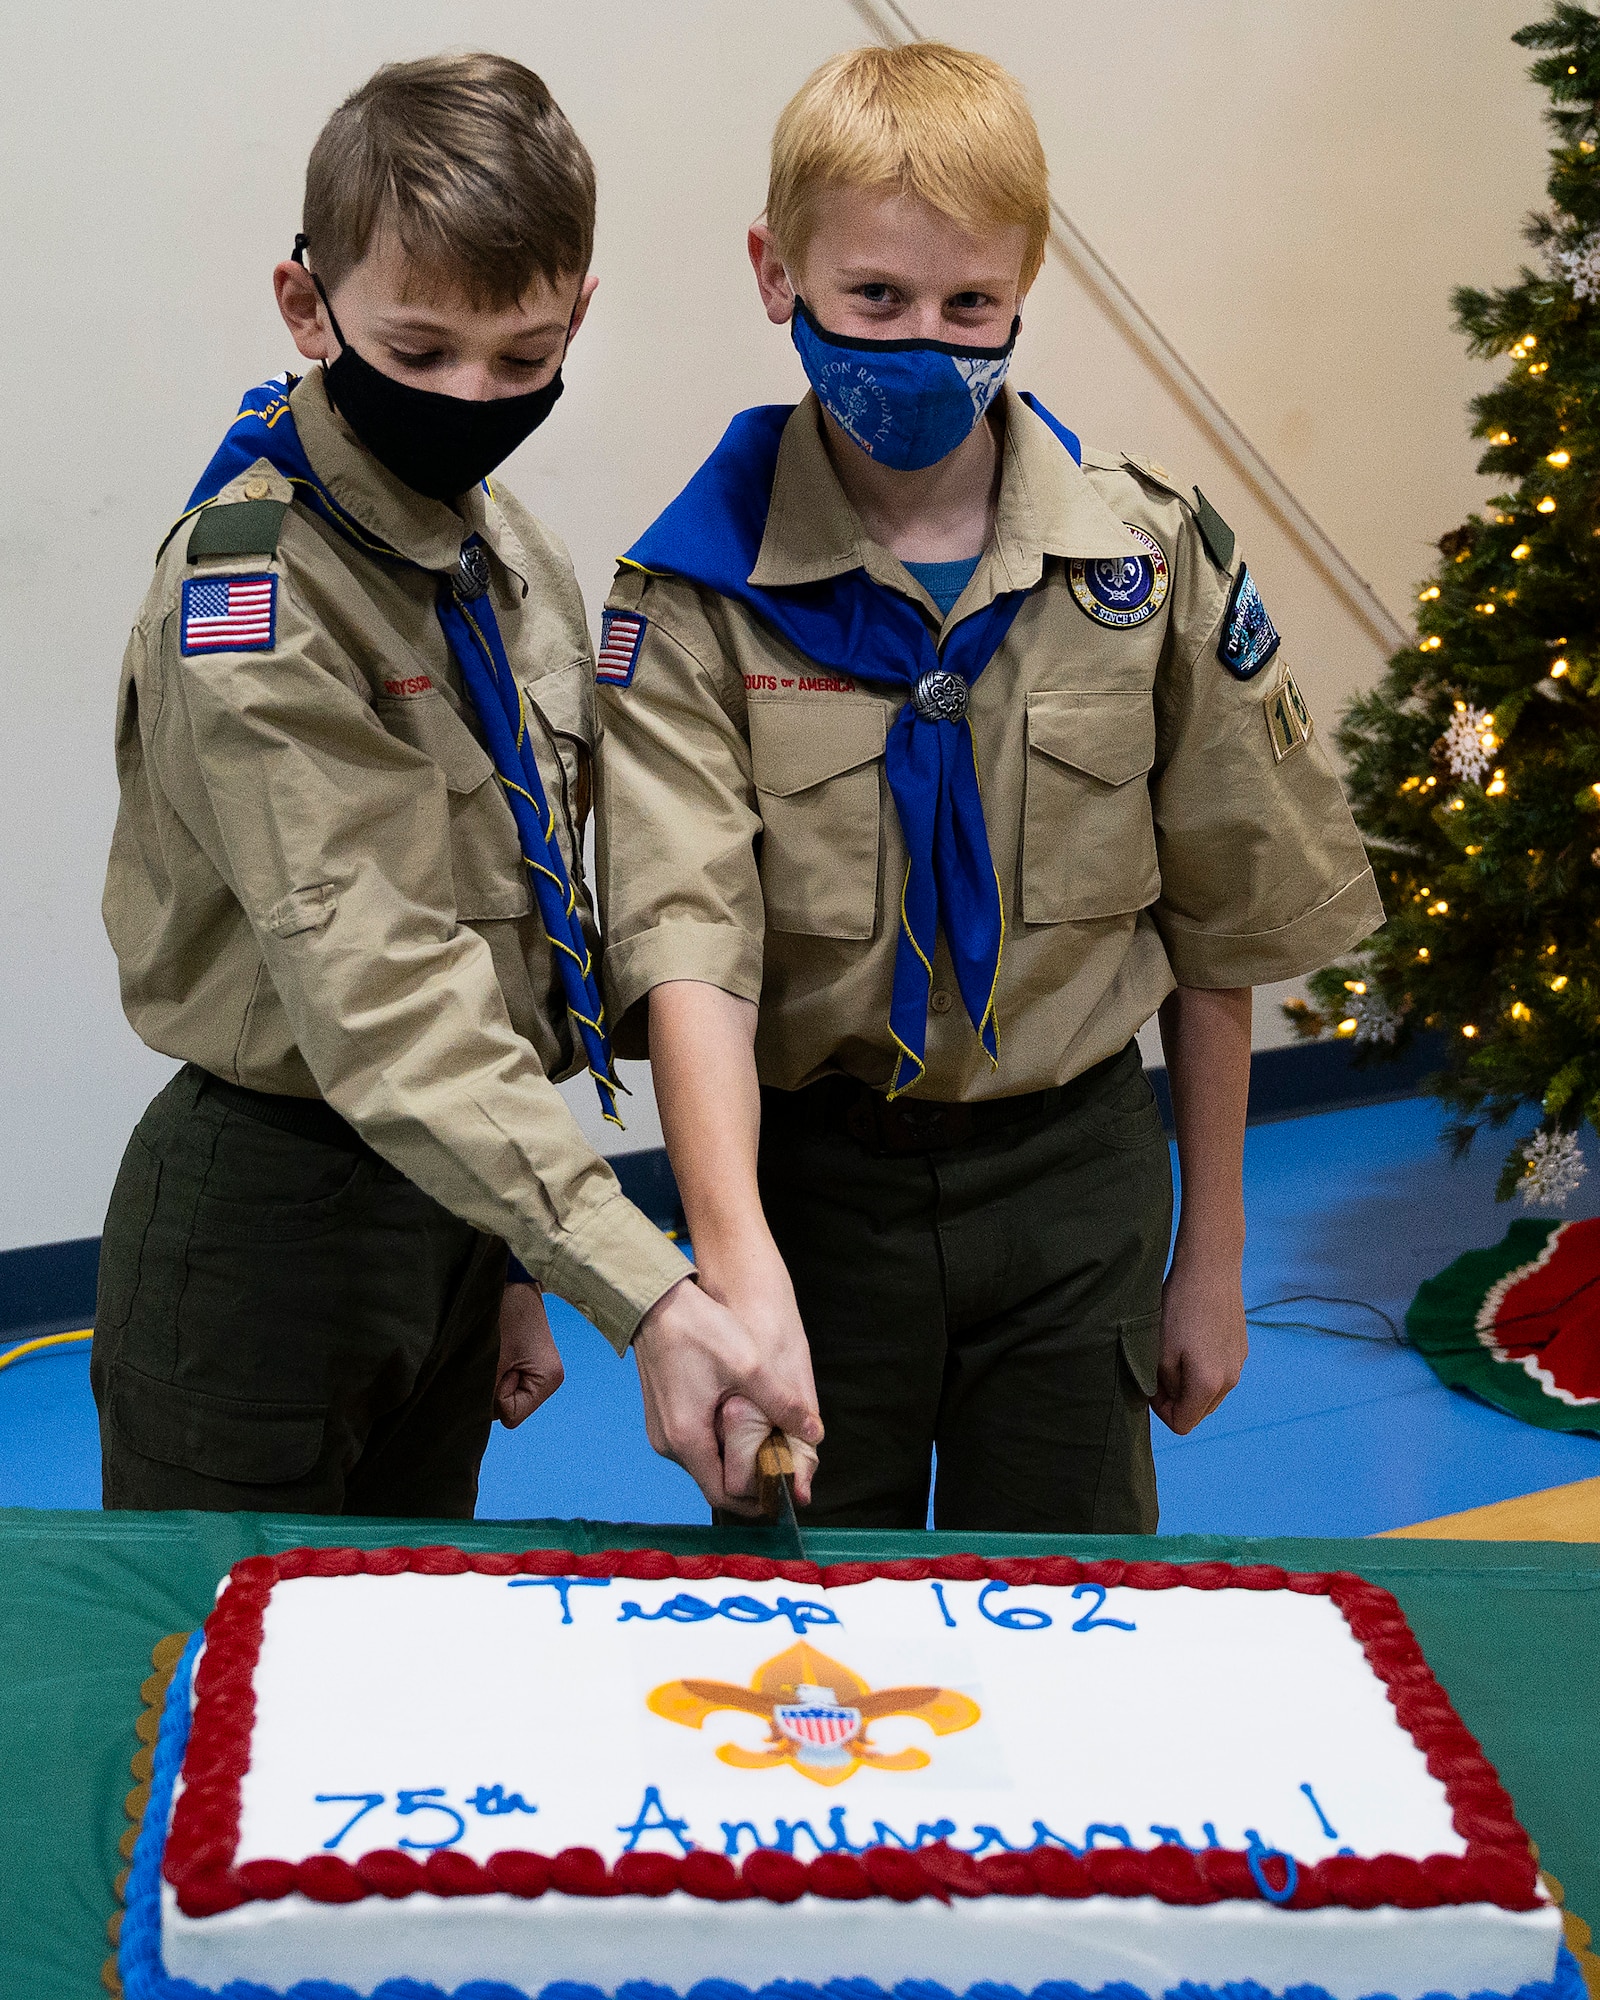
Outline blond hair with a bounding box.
[767,43,1049,287]
[303,53,595,306]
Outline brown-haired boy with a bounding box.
[94,53,819,1517]
[595,43,1382,1530]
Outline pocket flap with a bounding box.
[1117,1310,1163,1400]
[1027,690,1154,787]
[524,658,596,748]
[375,692,495,795]
[750,699,886,798]
[108,1362,327,1484]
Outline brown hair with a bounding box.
[302,53,595,305]
[768,43,1049,288]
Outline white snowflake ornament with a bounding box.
[1442,704,1495,785]
[1519,1128,1589,1208]
[1350,992,1401,1045]
[1558,232,1600,302]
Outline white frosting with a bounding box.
[162,1568,1561,1999]
[164,1883,1563,2000]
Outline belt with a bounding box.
[192,1067,372,1154]
[760,1045,1138,1160]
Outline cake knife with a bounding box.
[756,1428,806,1561]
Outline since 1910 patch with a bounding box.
[1069,525,1170,630]
[595,609,647,688]
[1217,564,1281,680]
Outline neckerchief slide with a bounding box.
[179,376,622,1126]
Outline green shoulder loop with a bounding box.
[1191,488,1236,573]
[185,497,290,563]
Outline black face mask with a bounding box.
[292,235,566,502]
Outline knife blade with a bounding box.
[755,1428,806,1561]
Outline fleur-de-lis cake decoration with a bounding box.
[647,1640,979,1787]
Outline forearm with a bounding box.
[648,980,771,1268]
[1157,985,1251,1266]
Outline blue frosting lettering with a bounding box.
[977,1581,1052,1631]
[508,1577,612,1624]
[617,1785,694,1856]
[931,1583,958,1628]
[1244,1830,1298,1906]
[873,1818,959,1850]
[1149,1823,1222,1852]
[1298,1783,1338,1841]
[468,1785,538,1817]
[619,1592,839,1635]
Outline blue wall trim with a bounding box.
[0,1040,1444,1337]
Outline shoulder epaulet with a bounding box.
[186,496,289,563]
[1191,487,1236,572]
[1119,451,1186,498]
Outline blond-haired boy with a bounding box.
[595,43,1381,1530]
[95,53,817,1517]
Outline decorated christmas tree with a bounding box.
[1291,1,1600,1208]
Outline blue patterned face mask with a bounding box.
[790,298,1019,471]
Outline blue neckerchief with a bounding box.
[183,376,621,1125]
[623,394,1081,1097]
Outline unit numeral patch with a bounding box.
[596,610,647,688]
[1265,670,1312,762]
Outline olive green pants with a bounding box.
[757,1043,1173,1533]
[92,1066,505,1517]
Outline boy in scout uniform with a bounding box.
[95,53,820,1517]
[594,43,1383,1531]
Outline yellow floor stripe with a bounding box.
[1378,1474,1600,1542]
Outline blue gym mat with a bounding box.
[4,1094,1597,1532]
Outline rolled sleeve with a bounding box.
[595,572,766,1050]
[1149,556,1384,988]
[158,565,682,1351]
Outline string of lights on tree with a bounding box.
[1289,2,1600,1208]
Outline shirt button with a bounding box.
[930,990,953,1015]
[244,477,271,500]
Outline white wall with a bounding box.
[0,1,1551,1249]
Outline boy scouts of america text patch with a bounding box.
[596,609,646,688]
[1265,669,1312,763]
[179,572,277,655]
[1069,526,1169,629]
[1218,564,1281,680]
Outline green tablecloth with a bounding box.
[5,1508,1597,2000]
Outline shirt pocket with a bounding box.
[521,659,595,884]
[373,692,531,922]
[749,698,885,940]
[1023,689,1159,924]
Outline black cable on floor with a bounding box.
[1243,1292,1406,1343]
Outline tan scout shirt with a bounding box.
[596,387,1383,1099]
[104,369,688,1349]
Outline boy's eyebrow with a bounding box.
[372,308,568,342]
[832,263,1014,293]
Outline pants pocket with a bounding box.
[95,1132,163,1333]
[1116,1308,1163,1402]
[107,1360,327,1484]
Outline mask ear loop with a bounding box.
[291,234,352,354]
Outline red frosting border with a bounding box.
[162,1547,1539,1920]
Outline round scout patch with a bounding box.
[1069,525,1170,629]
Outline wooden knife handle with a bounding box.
[755,1429,795,1518]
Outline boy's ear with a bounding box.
[565,272,600,344]
[274,258,337,364]
[748,219,796,327]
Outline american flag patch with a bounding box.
[180,573,277,655]
[596,609,646,688]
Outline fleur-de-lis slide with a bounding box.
[647,1641,980,1787]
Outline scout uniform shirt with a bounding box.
[595,386,1384,1099]
[104,368,688,1349]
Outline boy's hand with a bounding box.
[1152,1256,1248,1435]
[633,1275,822,1514]
[495,1279,565,1428]
[716,1392,820,1510]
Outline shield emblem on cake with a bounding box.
[773,1699,863,1768]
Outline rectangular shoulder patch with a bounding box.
[180,572,277,655]
[1265,669,1311,762]
[1217,563,1280,680]
[595,608,646,688]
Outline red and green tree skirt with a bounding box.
[1291,2,1600,1212]
[1407,1216,1600,1430]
